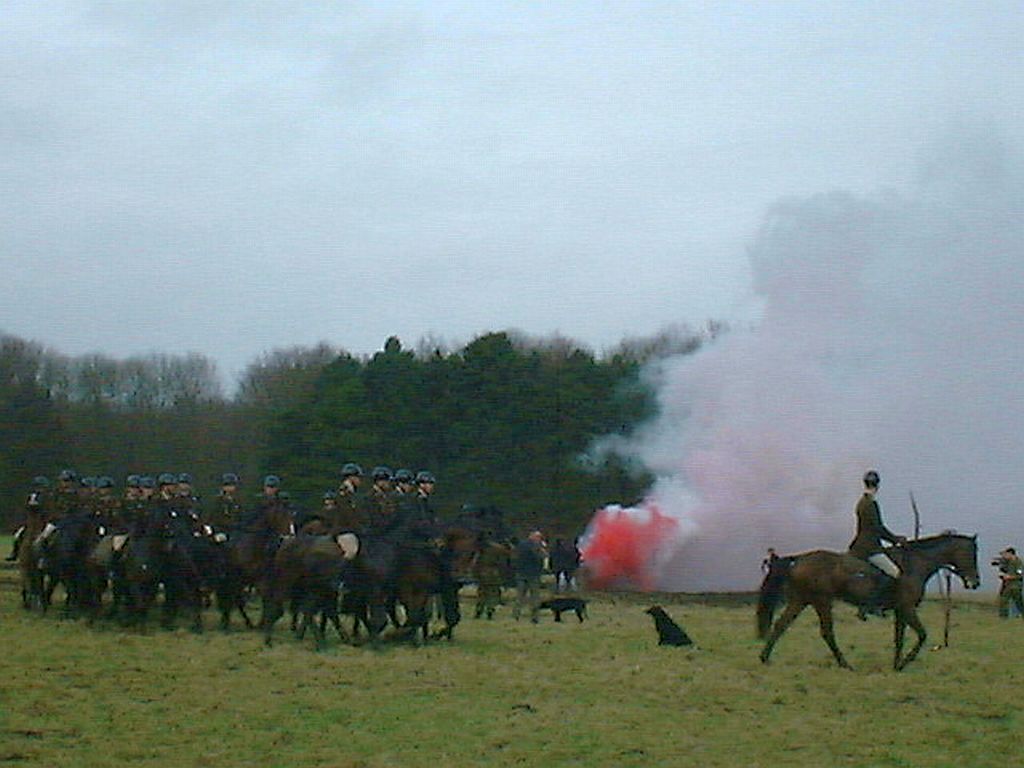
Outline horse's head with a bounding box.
[444,526,481,583]
[945,533,981,590]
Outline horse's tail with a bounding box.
[756,556,795,639]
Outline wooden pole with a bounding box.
[943,570,953,647]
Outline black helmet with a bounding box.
[58,468,78,483]
[140,475,156,489]
[415,471,436,484]
[97,476,115,489]
[394,469,414,484]
[126,474,141,488]
[32,475,50,488]
[263,474,281,488]
[157,472,177,486]
[371,466,393,481]
[863,470,880,488]
[177,472,193,484]
[81,476,97,488]
[323,490,338,500]
[221,472,240,485]
[341,463,363,478]
[278,490,291,501]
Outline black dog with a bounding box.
[536,597,588,623]
[645,606,693,646]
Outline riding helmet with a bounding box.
[341,463,364,478]
[863,470,881,488]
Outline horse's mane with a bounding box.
[903,531,976,550]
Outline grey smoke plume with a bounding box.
[606,132,1024,591]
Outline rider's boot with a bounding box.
[5,527,24,561]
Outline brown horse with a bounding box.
[261,533,355,648]
[757,532,980,670]
[392,526,480,643]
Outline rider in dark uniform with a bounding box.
[335,463,366,532]
[391,469,418,540]
[5,476,50,561]
[362,466,398,537]
[173,473,202,520]
[208,473,244,530]
[848,470,906,614]
[51,469,82,521]
[115,475,143,534]
[93,476,122,526]
[414,471,438,529]
[249,474,289,527]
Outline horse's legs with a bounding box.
[895,608,928,671]
[327,609,346,642]
[261,599,285,646]
[188,581,204,634]
[434,583,461,641]
[812,600,851,669]
[759,601,806,664]
[893,614,906,670]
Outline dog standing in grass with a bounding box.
[645,606,693,646]
[536,597,588,623]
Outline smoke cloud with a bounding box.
[596,130,1024,591]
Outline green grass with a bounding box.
[0,566,1019,768]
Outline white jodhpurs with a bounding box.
[868,551,901,578]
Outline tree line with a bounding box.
[0,325,721,536]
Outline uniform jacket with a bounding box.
[848,492,900,558]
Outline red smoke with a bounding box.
[579,502,679,591]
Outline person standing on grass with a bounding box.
[513,530,547,623]
[993,547,1024,619]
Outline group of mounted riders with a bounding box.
[7,464,984,668]
[6,463,502,647]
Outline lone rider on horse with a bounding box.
[849,469,906,613]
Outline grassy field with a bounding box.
[0,552,1020,768]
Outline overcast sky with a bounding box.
[3,2,1023,385]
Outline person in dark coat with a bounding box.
[513,530,547,623]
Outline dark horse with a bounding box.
[261,526,481,648]
[38,514,106,617]
[757,533,980,670]
[216,503,296,630]
[391,526,480,642]
[120,508,207,632]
